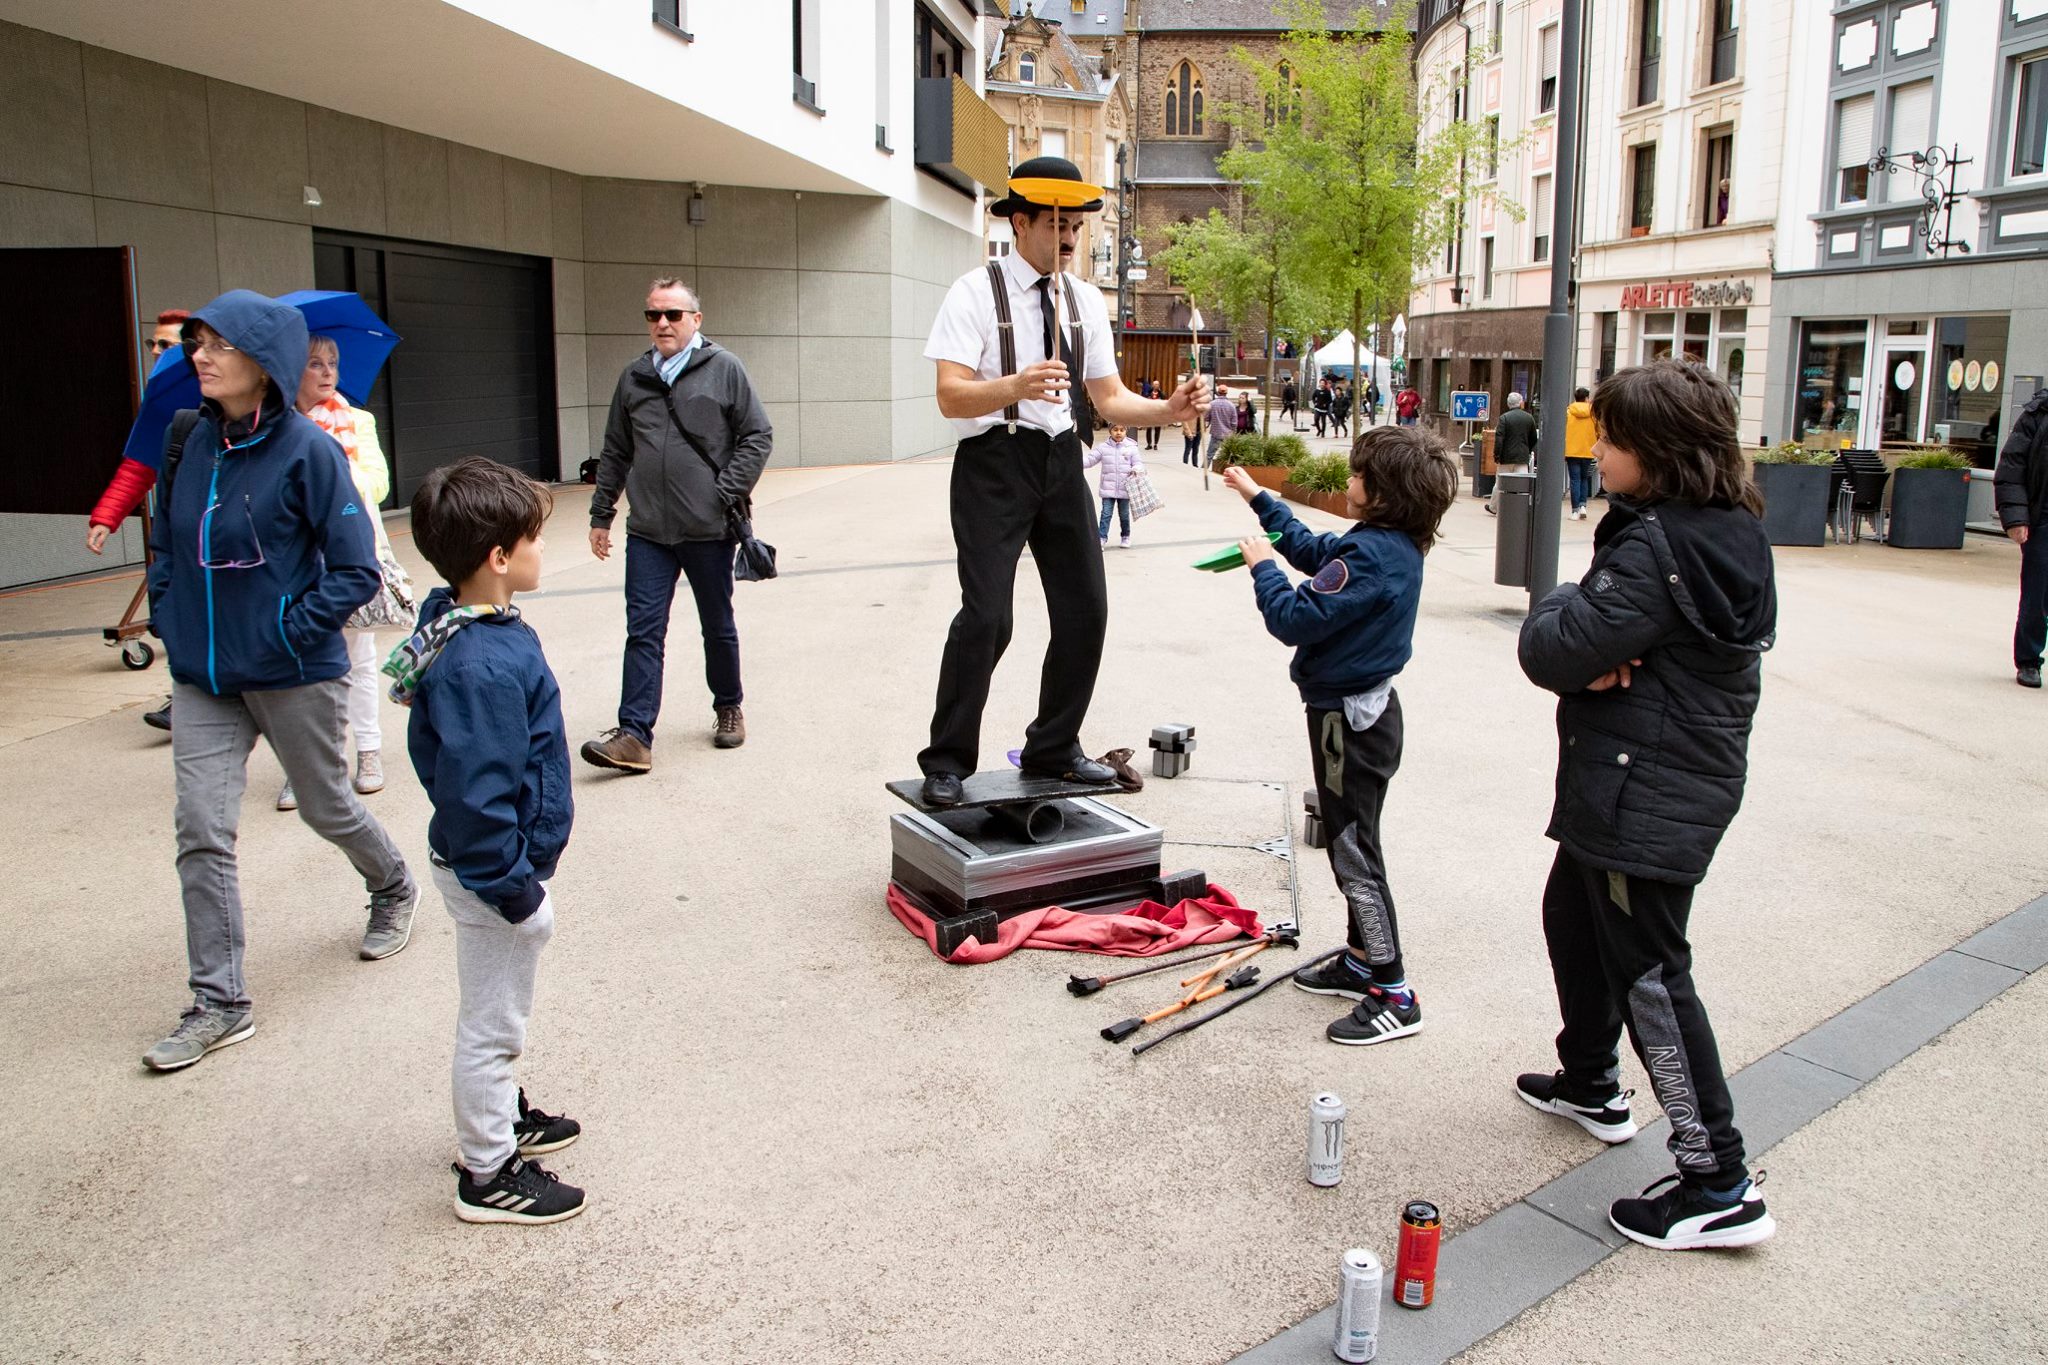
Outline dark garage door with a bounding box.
[314,232,556,506]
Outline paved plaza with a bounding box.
[3,451,2045,1363]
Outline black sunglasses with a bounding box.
[644,308,699,323]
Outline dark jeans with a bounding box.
[1144,427,1161,449]
[1097,496,1131,541]
[619,533,740,743]
[2018,521,2048,668]
[1182,432,1200,463]
[1308,695,1407,983]
[1567,458,1596,509]
[921,427,1107,778]
[1542,847,1748,1189]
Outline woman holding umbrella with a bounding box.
[274,334,402,809]
[140,289,418,1073]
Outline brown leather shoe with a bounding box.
[1099,748,1145,793]
[714,706,745,749]
[580,727,652,772]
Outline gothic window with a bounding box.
[1265,61,1298,127]
[1166,60,1204,135]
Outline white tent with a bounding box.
[1311,330,1394,394]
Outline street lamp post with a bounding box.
[1114,142,1136,353]
[1528,0,1583,603]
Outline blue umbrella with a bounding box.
[121,290,402,468]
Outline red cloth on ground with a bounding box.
[90,457,157,530]
[887,883,1260,964]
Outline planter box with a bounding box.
[1886,467,1969,549]
[1279,481,1353,520]
[1753,463,1831,547]
[1241,465,1292,494]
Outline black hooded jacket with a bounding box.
[1518,496,1777,884]
[1994,388,2048,529]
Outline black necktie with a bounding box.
[1033,276,1071,378]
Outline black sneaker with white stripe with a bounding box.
[1292,950,1374,1001]
[1609,1172,1774,1251]
[513,1089,580,1156]
[453,1155,586,1225]
[1325,984,1423,1046]
[1515,1070,1639,1143]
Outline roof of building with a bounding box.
[987,5,1126,96]
[1021,0,1126,36]
[1133,0,1390,32]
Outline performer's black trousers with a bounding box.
[1543,848,1749,1188]
[921,426,1107,779]
[1307,695,1406,985]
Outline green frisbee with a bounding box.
[1194,531,1282,572]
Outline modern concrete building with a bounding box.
[0,0,1008,588]
[1764,0,2048,488]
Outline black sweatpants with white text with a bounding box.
[1308,694,1407,985]
[1543,847,1748,1188]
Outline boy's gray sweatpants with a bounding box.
[434,862,554,1180]
[171,679,412,1012]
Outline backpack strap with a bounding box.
[158,409,202,510]
[986,262,1019,430]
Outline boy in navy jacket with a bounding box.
[1220,428,1459,1045]
[387,457,584,1224]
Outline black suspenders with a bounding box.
[984,262,1088,439]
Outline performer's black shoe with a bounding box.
[1023,757,1117,785]
[921,773,965,806]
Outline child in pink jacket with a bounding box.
[1084,425,1147,549]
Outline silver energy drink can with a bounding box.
[1332,1246,1383,1362]
[1308,1091,1346,1187]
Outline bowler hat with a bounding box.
[989,156,1105,217]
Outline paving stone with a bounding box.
[1782,950,2025,1083]
[1951,895,2048,973]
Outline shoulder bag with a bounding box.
[658,382,778,582]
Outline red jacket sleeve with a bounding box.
[89,458,157,530]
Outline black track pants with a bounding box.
[1307,694,1406,983]
[1542,847,1748,1188]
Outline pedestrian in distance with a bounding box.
[1311,378,1332,438]
[914,155,1208,807]
[389,457,586,1225]
[1514,359,1779,1252]
[276,334,397,810]
[1140,378,1163,451]
[1395,384,1421,427]
[1219,425,1459,1045]
[1565,385,1597,519]
[1995,385,2048,689]
[1083,423,1146,549]
[1281,374,1299,426]
[1235,390,1256,435]
[583,278,773,773]
[1180,408,1201,466]
[1204,383,1236,469]
[89,307,192,734]
[1366,377,1383,426]
[141,290,418,1073]
[1487,391,1538,514]
[1331,382,1352,439]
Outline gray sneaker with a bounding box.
[361,882,419,960]
[143,1003,254,1072]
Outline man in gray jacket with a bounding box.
[582,279,772,772]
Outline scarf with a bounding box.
[382,604,519,707]
[307,394,360,462]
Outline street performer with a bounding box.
[917,157,1209,807]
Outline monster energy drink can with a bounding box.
[1332,1247,1383,1362]
[1307,1091,1346,1187]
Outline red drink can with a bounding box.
[1394,1200,1441,1309]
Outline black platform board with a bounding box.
[885,771,1121,813]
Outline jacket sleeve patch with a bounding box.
[1311,559,1350,594]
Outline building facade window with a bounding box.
[1709,0,1739,85]
[2013,54,2048,178]
[1165,60,1204,136]
[1891,1,1937,60]
[1835,93,1874,205]
[1491,0,1505,53]
[1019,51,1036,84]
[1885,78,1933,167]
[916,5,961,80]
[1481,237,1495,299]
[653,0,689,37]
[1041,128,1068,161]
[1532,174,1553,260]
[1597,311,1619,382]
[1629,143,1657,233]
[793,0,821,108]
[1701,126,1733,226]
[1539,24,1560,113]
[1634,0,1662,108]
[1485,115,1500,179]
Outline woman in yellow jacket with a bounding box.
[1565,385,1597,519]
[278,335,397,807]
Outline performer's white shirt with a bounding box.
[925,249,1118,440]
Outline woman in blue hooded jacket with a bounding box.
[140,289,418,1073]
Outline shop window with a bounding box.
[1539,23,1560,113]
[1682,310,1712,363]
[1629,143,1657,234]
[2011,55,2048,179]
[1634,0,1662,108]
[1701,127,1733,226]
[1932,315,2011,467]
[1597,311,1619,382]
[1433,359,1452,411]
[1532,174,1553,261]
[1708,0,1738,85]
[1716,308,1747,394]
[1836,94,1873,205]
[1641,310,1676,362]
[1796,320,1868,444]
[1165,61,1204,136]
[1470,358,1494,408]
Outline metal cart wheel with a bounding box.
[120,639,154,671]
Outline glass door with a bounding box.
[1874,342,1929,450]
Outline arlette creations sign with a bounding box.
[1618,278,1756,309]
[1451,390,1490,422]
